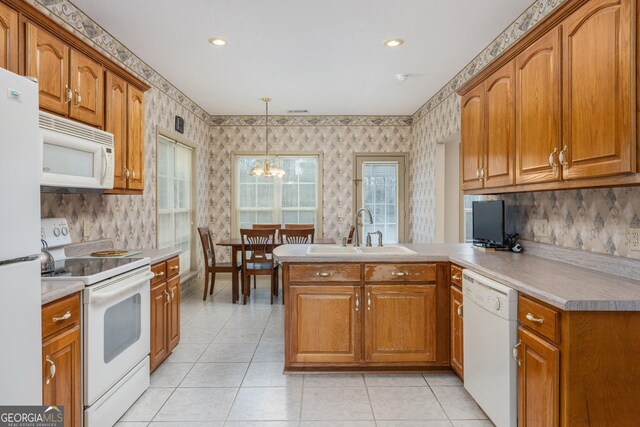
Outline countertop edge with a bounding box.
[41,280,85,306]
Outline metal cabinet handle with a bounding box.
[391,271,408,277]
[355,293,360,311]
[45,355,56,384]
[452,274,461,281]
[131,169,136,179]
[64,85,73,104]
[525,313,544,324]
[164,290,171,304]
[480,167,486,180]
[315,272,331,277]
[155,271,165,278]
[548,147,558,171]
[52,311,71,323]
[512,340,522,366]
[476,169,481,179]
[171,265,179,271]
[124,168,130,179]
[559,145,569,170]
[73,90,81,107]
[367,291,372,310]
[457,304,463,318]
[169,288,175,302]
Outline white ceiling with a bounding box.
[71,0,533,116]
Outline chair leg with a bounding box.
[253,275,256,289]
[242,272,248,305]
[203,270,209,301]
[270,273,274,305]
[210,271,216,295]
[275,267,279,296]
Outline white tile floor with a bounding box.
[117,275,493,427]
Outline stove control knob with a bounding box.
[53,228,61,237]
[493,297,501,311]
[61,227,69,236]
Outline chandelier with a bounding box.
[250,97,286,177]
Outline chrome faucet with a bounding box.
[366,231,383,247]
[352,208,373,247]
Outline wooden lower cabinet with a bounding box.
[150,256,180,371]
[365,284,436,363]
[517,326,559,427]
[284,262,449,371]
[42,292,81,427]
[450,285,463,379]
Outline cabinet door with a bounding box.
[167,275,181,353]
[69,50,103,127]
[127,85,145,190]
[561,0,633,179]
[150,281,167,371]
[517,327,559,427]
[515,28,561,184]
[288,285,362,364]
[42,325,81,427]
[26,23,70,116]
[364,284,436,363]
[106,72,128,189]
[0,3,18,73]
[484,61,515,188]
[461,84,485,190]
[450,285,463,379]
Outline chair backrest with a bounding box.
[281,228,315,244]
[346,226,355,244]
[240,228,276,265]
[197,226,216,268]
[252,223,281,244]
[284,223,315,230]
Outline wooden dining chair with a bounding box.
[252,223,282,243]
[240,228,279,304]
[280,228,315,244]
[284,223,315,230]
[197,226,242,301]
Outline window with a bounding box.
[157,134,194,274]
[232,154,322,234]
[463,195,483,243]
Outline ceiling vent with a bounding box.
[286,109,309,114]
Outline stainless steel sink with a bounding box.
[306,245,417,256]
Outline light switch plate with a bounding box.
[83,221,91,238]
[533,219,549,238]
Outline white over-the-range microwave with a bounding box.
[39,111,115,192]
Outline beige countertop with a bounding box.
[41,279,85,305]
[273,243,640,311]
[133,248,181,265]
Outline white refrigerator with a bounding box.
[0,67,42,404]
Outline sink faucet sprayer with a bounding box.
[352,208,373,247]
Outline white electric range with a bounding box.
[41,218,153,427]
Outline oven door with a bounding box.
[83,267,153,405]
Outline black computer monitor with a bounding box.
[472,200,505,247]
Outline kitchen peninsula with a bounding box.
[274,243,640,425]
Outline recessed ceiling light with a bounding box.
[208,37,227,46]
[383,39,404,47]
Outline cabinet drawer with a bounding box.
[289,264,361,282]
[365,264,436,282]
[518,295,561,343]
[151,262,167,285]
[450,264,463,288]
[42,292,80,339]
[166,257,180,278]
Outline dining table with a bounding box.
[216,236,336,303]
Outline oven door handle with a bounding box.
[87,271,154,304]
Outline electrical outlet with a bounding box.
[83,221,91,238]
[630,229,640,250]
[533,219,549,238]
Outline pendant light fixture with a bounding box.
[249,97,286,177]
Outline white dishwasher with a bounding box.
[463,269,518,427]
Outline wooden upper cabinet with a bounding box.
[26,22,70,116]
[69,50,103,127]
[364,284,436,363]
[484,61,515,188]
[127,85,145,191]
[561,0,634,179]
[461,84,485,190]
[288,285,362,365]
[106,72,128,189]
[450,285,463,379]
[0,2,18,73]
[518,326,560,427]
[515,27,562,185]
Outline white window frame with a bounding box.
[155,128,197,277]
[231,152,324,237]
